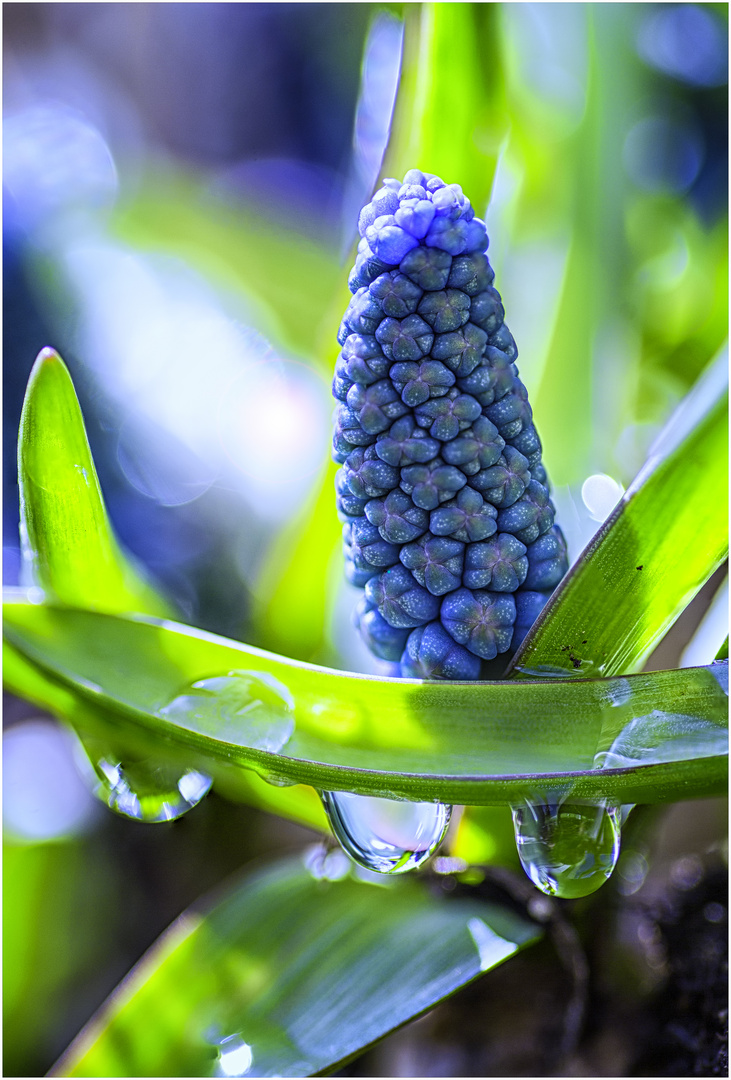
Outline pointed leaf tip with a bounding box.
[17,349,173,619]
[35,345,64,365]
[23,348,74,416]
[28,346,67,383]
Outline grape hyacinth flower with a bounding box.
[333,170,568,679]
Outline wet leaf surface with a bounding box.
[4,597,727,806]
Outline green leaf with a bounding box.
[4,598,727,806]
[253,462,342,664]
[18,349,171,619]
[4,839,116,1078]
[12,351,329,830]
[386,3,508,213]
[2,636,328,836]
[527,9,627,484]
[511,354,729,678]
[3,638,78,719]
[53,855,540,1078]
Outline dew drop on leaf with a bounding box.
[158,670,295,753]
[320,790,451,874]
[511,798,621,899]
[259,772,298,788]
[90,755,212,823]
[594,711,728,768]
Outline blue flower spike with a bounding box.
[333,171,568,679]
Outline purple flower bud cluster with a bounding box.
[333,170,568,679]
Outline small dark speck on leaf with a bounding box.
[636,565,644,570]
[569,653,582,669]
[582,640,587,644]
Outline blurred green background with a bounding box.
[3,3,727,1075]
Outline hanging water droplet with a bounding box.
[511,798,621,899]
[159,670,294,753]
[82,745,212,823]
[320,790,451,874]
[259,772,298,788]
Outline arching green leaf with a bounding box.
[4,598,727,807]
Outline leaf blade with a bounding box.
[18,349,171,618]
[511,359,729,678]
[53,855,540,1078]
[4,599,727,806]
[386,3,508,213]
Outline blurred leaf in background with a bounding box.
[55,856,541,1078]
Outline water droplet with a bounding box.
[205,1020,310,1077]
[82,742,212,823]
[320,790,451,874]
[511,798,621,899]
[259,772,298,788]
[581,473,625,522]
[159,670,294,753]
[213,1033,253,1078]
[603,677,632,707]
[594,711,727,769]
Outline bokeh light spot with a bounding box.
[3,720,100,843]
[581,474,625,523]
[3,103,118,226]
[217,359,330,497]
[637,4,728,88]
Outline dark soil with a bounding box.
[632,863,727,1076]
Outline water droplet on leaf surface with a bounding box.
[594,711,727,769]
[90,754,212,822]
[159,671,294,752]
[261,774,298,788]
[511,799,621,898]
[321,790,451,874]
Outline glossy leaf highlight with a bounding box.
[4,598,727,806]
[511,356,729,678]
[54,855,540,1078]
